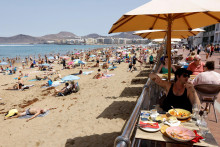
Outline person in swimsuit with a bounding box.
[149,68,201,112]
[157,56,176,74]
[4,107,56,122]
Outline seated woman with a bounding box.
[17,77,24,89]
[69,81,80,93]
[53,83,70,96]
[149,68,201,112]
[157,56,176,74]
[6,77,24,90]
[93,69,104,79]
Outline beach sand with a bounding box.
[0,59,151,147]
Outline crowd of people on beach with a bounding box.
[1,45,158,121]
[2,43,220,123]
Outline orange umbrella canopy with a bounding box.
[133,28,204,39]
[109,0,220,81]
[109,0,220,34]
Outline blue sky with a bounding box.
[0,0,149,37]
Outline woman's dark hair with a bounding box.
[162,56,168,65]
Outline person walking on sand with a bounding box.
[4,107,56,122]
[210,44,214,57]
[206,44,211,60]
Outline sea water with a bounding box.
[0,44,115,59]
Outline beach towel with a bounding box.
[108,66,117,70]
[14,76,28,80]
[28,79,38,82]
[99,74,115,79]
[19,110,49,119]
[83,71,94,75]
[22,84,34,89]
[41,81,61,88]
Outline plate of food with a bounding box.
[164,116,181,126]
[138,121,161,132]
[166,126,195,142]
[168,108,191,119]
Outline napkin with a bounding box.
[191,130,204,143]
[139,121,159,129]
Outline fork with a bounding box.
[171,106,179,115]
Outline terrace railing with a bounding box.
[114,47,164,147]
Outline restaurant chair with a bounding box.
[194,84,220,123]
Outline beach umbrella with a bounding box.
[134,28,204,39]
[90,55,96,57]
[48,56,54,60]
[109,0,220,81]
[0,62,8,65]
[39,63,50,67]
[74,60,86,64]
[62,75,80,82]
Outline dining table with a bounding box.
[134,110,219,147]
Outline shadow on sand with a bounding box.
[97,101,136,120]
[136,70,151,77]
[119,87,143,97]
[65,132,121,147]
[131,78,148,85]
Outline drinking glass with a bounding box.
[198,116,209,138]
[192,104,199,120]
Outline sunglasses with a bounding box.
[182,74,190,78]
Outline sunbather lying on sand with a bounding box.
[36,75,48,81]
[41,78,53,87]
[4,107,56,122]
[93,69,104,79]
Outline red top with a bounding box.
[187,61,205,75]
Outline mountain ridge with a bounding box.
[0,31,143,44]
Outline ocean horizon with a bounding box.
[0,44,117,59]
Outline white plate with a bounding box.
[139,122,161,132]
[164,120,181,127]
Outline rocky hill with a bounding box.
[0,31,144,44]
[41,31,78,40]
[0,34,45,44]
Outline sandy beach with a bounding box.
[0,54,151,147]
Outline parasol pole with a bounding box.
[167,14,172,82]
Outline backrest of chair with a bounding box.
[194,84,220,95]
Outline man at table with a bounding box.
[187,55,205,75]
[192,61,220,85]
[149,68,201,112]
[192,61,220,111]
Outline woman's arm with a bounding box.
[149,73,170,90]
[157,65,163,73]
[171,65,176,72]
[185,83,201,108]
